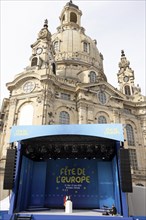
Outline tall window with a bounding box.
[98,92,106,104]
[89,71,96,83]
[54,41,59,52]
[83,42,88,52]
[62,15,65,22]
[18,104,33,125]
[125,85,131,95]
[31,57,38,66]
[59,111,70,124]
[70,12,77,23]
[126,124,135,146]
[98,116,107,124]
[129,149,138,170]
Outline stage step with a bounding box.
[15,214,32,220]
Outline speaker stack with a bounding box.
[119,149,133,192]
[3,148,17,189]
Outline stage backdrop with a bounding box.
[16,157,120,211]
[45,159,114,208]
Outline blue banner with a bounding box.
[10,124,124,143]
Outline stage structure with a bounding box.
[3,124,133,220]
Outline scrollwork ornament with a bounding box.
[37,96,43,103]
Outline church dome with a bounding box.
[52,1,107,83]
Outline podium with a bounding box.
[65,200,72,214]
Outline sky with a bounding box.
[0,0,145,105]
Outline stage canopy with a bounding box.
[10,124,124,143]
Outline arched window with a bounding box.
[70,12,77,23]
[98,92,107,104]
[83,42,88,52]
[98,116,107,124]
[126,124,135,146]
[18,104,34,125]
[59,111,70,124]
[52,63,56,75]
[89,71,96,83]
[31,57,38,66]
[62,15,65,22]
[54,41,59,52]
[125,85,131,95]
[129,149,138,170]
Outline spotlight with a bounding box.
[26,145,34,154]
[40,146,47,153]
[54,146,60,153]
[64,145,70,152]
[72,145,78,153]
[101,145,106,153]
[94,145,100,152]
[86,145,93,153]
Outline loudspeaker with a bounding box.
[3,149,17,189]
[119,149,133,192]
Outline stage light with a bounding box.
[95,145,99,149]
[101,145,107,153]
[48,145,53,151]
[26,145,34,154]
[86,145,93,153]
[109,148,114,154]
[72,145,78,153]
[54,146,61,153]
[94,145,100,153]
[40,145,47,153]
[64,145,70,152]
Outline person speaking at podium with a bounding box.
[64,195,72,214]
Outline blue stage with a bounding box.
[0,210,135,220]
[2,124,134,220]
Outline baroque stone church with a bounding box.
[0,1,146,199]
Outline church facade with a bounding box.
[0,1,146,199]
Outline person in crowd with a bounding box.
[109,204,117,215]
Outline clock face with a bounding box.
[124,76,129,82]
[36,47,43,55]
[23,81,35,93]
